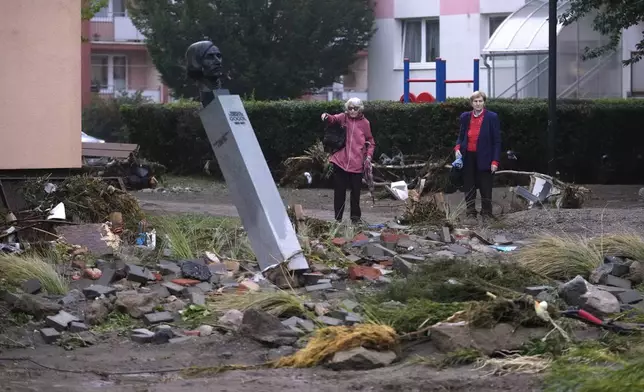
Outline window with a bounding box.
[113,0,125,16]
[489,15,508,38]
[402,19,440,63]
[93,0,127,18]
[91,54,128,93]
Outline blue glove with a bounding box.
[452,157,463,169]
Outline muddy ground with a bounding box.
[1,180,642,391]
[0,328,542,392]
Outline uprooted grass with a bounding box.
[381,258,552,303]
[150,214,254,260]
[209,291,308,318]
[0,254,68,295]
[273,324,398,368]
[516,234,603,280]
[21,175,144,230]
[362,298,466,333]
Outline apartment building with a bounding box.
[83,0,168,105]
[367,0,644,101]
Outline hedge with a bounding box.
[114,99,644,184]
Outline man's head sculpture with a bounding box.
[185,40,223,90]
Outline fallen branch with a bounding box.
[494,170,569,188]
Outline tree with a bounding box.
[127,0,375,99]
[562,0,644,65]
[82,0,108,20]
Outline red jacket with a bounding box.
[326,113,375,174]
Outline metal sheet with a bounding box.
[198,94,308,271]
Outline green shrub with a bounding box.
[82,90,152,142]
[111,98,644,183]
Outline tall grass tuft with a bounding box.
[0,254,68,294]
[591,233,644,261]
[515,234,603,280]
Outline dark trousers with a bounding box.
[463,151,493,216]
[333,164,362,222]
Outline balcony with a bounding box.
[91,52,165,103]
[90,12,145,43]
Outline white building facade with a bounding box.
[368,0,644,101]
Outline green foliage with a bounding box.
[82,91,152,142]
[82,0,108,21]
[127,0,375,100]
[362,298,465,334]
[562,0,644,64]
[114,98,644,182]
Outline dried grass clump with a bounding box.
[402,199,444,224]
[22,175,144,229]
[209,291,307,318]
[466,296,550,328]
[273,324,398,368]
[516,234,603,280]
[0,254,68,294]
[591,233,644,261]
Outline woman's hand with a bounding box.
[491,163,498,173]
[455,150,463,159]
[321,113,329,121]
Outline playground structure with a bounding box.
[402,58,480,103]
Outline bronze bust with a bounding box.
[186,41,225,105]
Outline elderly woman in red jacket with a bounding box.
[321,97,375,224]
[454,91,501,220]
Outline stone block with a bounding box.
[40,328,61,344]
[143,312,175,326]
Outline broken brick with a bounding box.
[171,278,201,287]
[352,233,369,242]
[332,238,347,247]
[82,285,116,300]
[143,312,174,326]
[69,321,89,332]
[84,268,102,280]
[348,265,382,281]
[183,330,201,337]
[46,310,80,331]
[96,268,116,286]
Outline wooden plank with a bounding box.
[82,148,132,158]
[82,142,138,152]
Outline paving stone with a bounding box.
[340,300,360,312]
[302,273,324,286]
[392,257,416,276]
[189,292,206,306]
[21,279,42,294]
[96,268,116,286]
[296,318,315,332]
[617,290,643,305]
[399,254,426,262]
[125,264,155,284]
[69,321,89,332]
[59,289,84,306]
[524,286,553,296]
[305,283,333,292]
[149,284,171,298]
[446,244,469,255]
[345,312,363,324]
[345,254,363,263]
[162,281,188,295]
[159,260,181,276]
[281,316,303,328]
[195,282,213,293]
[208,263,228,275]
[40,328,61,344]
[317,316,343,326]
[596,285,628,296]
[143,311,175,326]
[604,275,632,289]
[82,285,116,300]
[46,310,80,331]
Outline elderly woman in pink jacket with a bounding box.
[321,97,376,224]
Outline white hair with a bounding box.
[344,97,364,112]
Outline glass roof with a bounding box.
[482,0,571,55]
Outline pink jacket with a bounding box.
[326,113,375,174]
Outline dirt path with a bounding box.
[0,336,542,392]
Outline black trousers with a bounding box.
[333,164,362,222]
[463,151,493,216]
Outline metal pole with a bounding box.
[548,0,557,175]
[437,59,446,102]
[473,59,480,92]
[403,58,410,103]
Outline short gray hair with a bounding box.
[344,97,364,112]
[470,91,487,102]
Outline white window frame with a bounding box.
[92,0,128,20]
[483,13,514,68]
[400,18,440,70]
[91,54,129,94]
